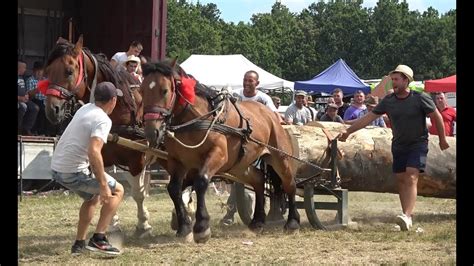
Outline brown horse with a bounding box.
[43,36,154,237]
[141,60,301,243]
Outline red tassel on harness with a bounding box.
[178,76,196,105]
[37,79,50,95]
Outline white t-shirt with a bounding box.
[284,103,312,125]
[51,103,112,173]
[234,89,277,112]
[111,52,129,68]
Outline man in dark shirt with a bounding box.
[332,88,350,118]
[339,65,449,231]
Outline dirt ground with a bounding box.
[18,186,456,264]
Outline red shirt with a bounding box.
[429,106,456,136]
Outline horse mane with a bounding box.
[142,60,218,100]
[93,54,137,114]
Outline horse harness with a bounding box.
[160,83,253,163]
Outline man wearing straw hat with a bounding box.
[339,65,449,231]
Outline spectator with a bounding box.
[271,96,285,121]
[357,95,386,127]
[332,88,350,118]
[320,103,344,123]
[284,90,312,125]
[343,90,367,124]
[123,55,143,83]
[317,97,335,120]
[26,61,47,135]
[221,70,278,226]
[110,41,143,70]
[18,60,39,135]
[428,92,456,136]
[271,96,281,109]
[304,95,318,121]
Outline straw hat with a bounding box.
[125,55,141,65]
[389,65,414,82]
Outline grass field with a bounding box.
[18,186,456,264]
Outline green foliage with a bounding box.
[166,0,455,82]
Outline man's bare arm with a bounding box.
[339,112,381,141]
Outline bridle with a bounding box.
[45,50,99,116]
[143,75,179,123]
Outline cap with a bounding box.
[327,103,339,109]
[295,90,307,96]
[94,81,123,102]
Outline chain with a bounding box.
[248,136,332,172]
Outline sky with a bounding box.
[186,0,456,23]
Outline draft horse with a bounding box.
[141,60,301,243]
[43,35,153,237]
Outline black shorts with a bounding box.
[392,141,429,173]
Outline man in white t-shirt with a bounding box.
[51,82,124,256]
[110,41,143,70]
[233,70,284,123]
[221,70,282,225]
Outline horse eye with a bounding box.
[162,89,168,96]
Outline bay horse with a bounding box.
[140,60,301,243]
[43,35,154,237]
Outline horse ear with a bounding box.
[170,56,178,68]
[56,37,68,44]
[73,34,84,56]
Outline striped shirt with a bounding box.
[26,76,46,102]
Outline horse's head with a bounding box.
[140,58,196,146]
[44,35,87,125]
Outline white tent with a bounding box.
[180,54,294,91]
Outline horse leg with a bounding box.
[167,161,193,242]
[236,166,266,233]
[193,148,228,243]
[124,168,153,238]
[171,186,195,231]
[267,158,300,232]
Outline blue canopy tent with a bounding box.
[295,59,370,95]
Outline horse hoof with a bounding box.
[134,227,153,238]
[177,232,194,243]
[284,220,300,234]
[248,222,264,234]
[193,228,211,244]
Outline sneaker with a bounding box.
[395,214,412,231]
[85,236,121,256]
[220,215,234,226]
[71,240,85,256]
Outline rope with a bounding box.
[166,100,226,149]
[248,136,332,172]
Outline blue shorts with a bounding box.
[52,169,117,201]
[391,142,429,174]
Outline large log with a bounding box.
[284,122,456,198]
